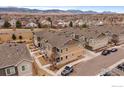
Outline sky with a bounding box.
[20,6,124,13]
[0,0,124,13]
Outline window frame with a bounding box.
[65,56,68,59]
[21,65,26,71]
[5,67,16,76]
[61,57,63,60]
[61,49,63,53]
[66,48,68,51]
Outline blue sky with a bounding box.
[20,6,124,13]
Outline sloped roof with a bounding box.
[35,29,73,48]
[0,43,32,69]
[34,25,124,47]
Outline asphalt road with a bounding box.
[70,48,124,76]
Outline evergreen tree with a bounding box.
[12,34,16,40]
[82,24,88,28]
[16,20,22,28]
[69,21,73,27]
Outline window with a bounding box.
[37,37,41,41]
[5,67,16,76]
[56,48,60,52]
[66,48,68,51]
[61,49,63,53]
[38,43,40,47]
[56,57,60,62]
[61,57,63,61]
[66,56,68,59]
[75,35,79,40]
[22,66,25,71]
[7,69,10,74]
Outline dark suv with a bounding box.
[110,48,118,52]
[101,50,110,55]
[100,72,112,76]
[101,48,118,56]
[117,63,124,71]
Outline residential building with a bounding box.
[0,43,34,76]
[34,29,84,65]
[25,22,38,28]
[0,19,5,28]
[9,19,17,27]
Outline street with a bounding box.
[70,48,124,76]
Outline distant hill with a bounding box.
[102,11,116,14]
[0,7,117,14]
[0,7,42,13]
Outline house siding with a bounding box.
[57,43,84,64]
[17,60,33,76]
[0,66,18,76]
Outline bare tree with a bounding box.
[111,34,119,45]
[47,17,52,28]
[49,47,57,70]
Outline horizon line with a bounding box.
[0,6,124,13]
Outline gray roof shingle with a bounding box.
[0,43,32,69]
[34,25,124,47]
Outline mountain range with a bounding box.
[0,7,117,14]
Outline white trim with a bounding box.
[5,67,16,76]
[15,59,32,66]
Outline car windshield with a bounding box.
[103,50,108,53]
[112,49,116,50]
[63,70,67,73]
[65,66,70,70]
[104,72,111,76]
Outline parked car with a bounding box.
[110,48,118,52]
[117,63,124,71]
[101,48,118,56]
[61,66,73,76]
[101,72,111,76]
[101,50,110,56]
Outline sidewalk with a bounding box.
[97,59,124,76]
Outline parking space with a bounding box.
[70,48,124,76]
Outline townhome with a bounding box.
[40,20,51,28]
[74,25,124,51]
[34,29,84,65]
[58,28,109,51]
[0,19,5,28]
[111,31,124,45]
[25,22,38,28]
[0,43,34,76]
[84,33,110,51]
[9,19,17,27]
